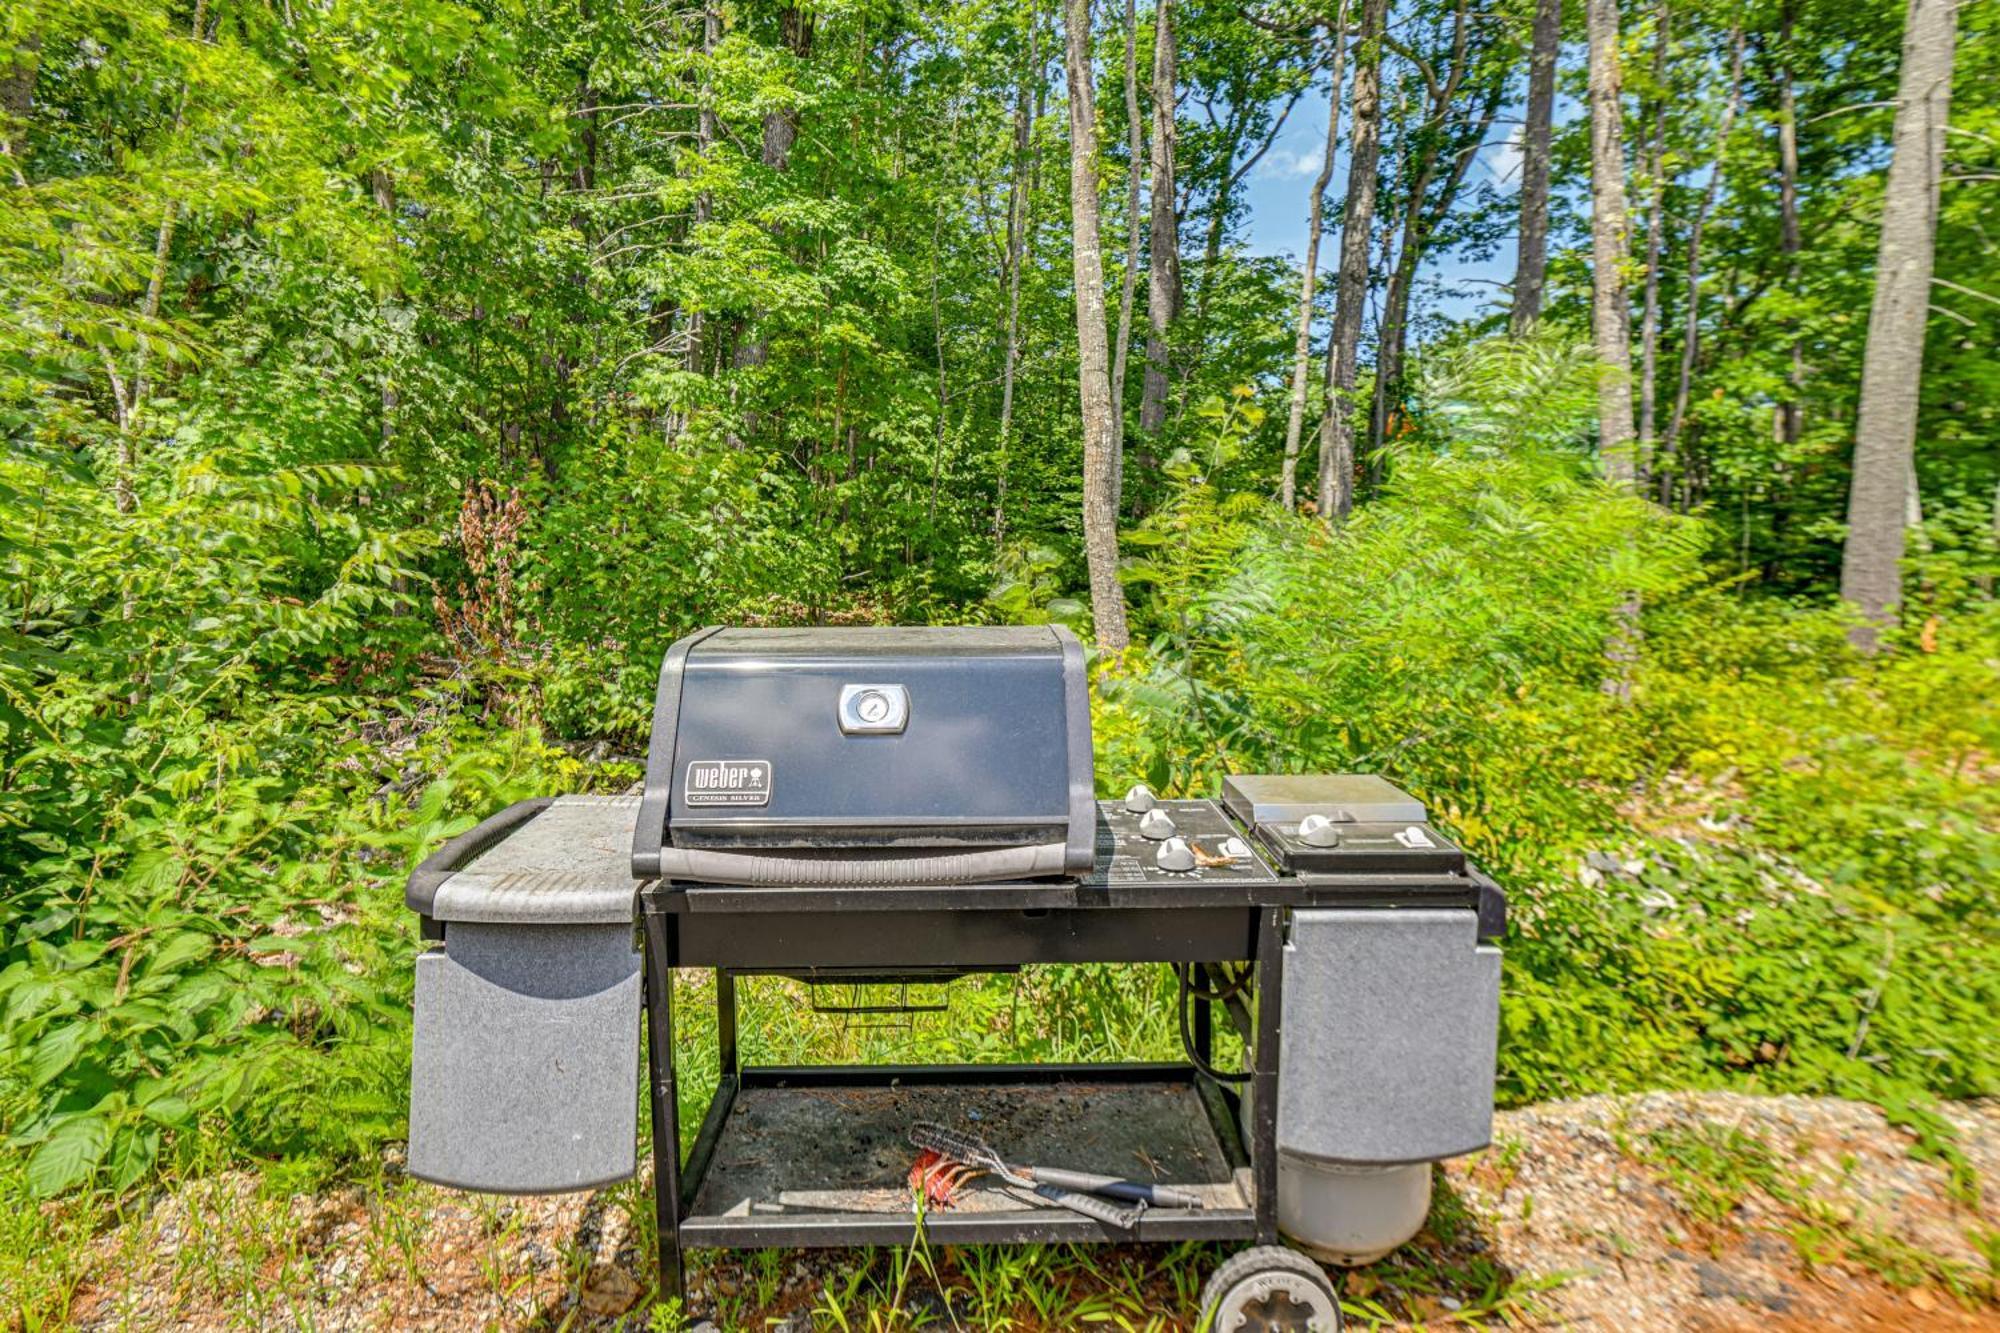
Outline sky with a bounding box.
[1233,80,1539,333]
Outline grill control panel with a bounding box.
[1093,799,1275,884]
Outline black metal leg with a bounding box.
[642,907,684,1305]
[1193,968,1213,1064]
[717,969,738,1077]
[1252,906,1284,1245]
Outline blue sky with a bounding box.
[1234,80,1537,331]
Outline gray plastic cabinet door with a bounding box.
[408,922,641,1193]
[1278,908,1500,1166]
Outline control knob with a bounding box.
[1154,837,1196,873]
[1298,813,1342,848]
[1123,783,1158,814]
[1138,808,1177,840]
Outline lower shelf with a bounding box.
[677,1062,1259,1248]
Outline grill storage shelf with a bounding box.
[676,1063,1255,1248]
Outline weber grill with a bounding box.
[631,625,1095,884]
[406,625,1506,1328]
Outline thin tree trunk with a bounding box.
[0,32,38,186]
[1110,0,1143,509]
[1281,10,1349,511]
[1369,83,1500,465]
[113,0,207,516]
[1587,0,1636,477]
[1192,90,1304,332]
[1064,0,1131,652]
[686,5,720,375]
[1511,0,1559,334]
[1140,0,1180,438]
[1317,0,1386,523]
[1658,27,1745,506]
[1841,0,1957,650]
[1636,1,1670,463]
[1587,0,1639,696]
[995,16,1041,549]
[1774,0,1805,449]
[735,4,813,430]
[1367,0,1488,460]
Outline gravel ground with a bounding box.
[61,1093,2000,1330]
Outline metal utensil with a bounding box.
[908,1122,1158,1228]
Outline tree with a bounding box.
[1586,0,1636,477]
[1511,0,1560,334]
[995,15,1043,549]
[1141,0,1181,437]
[1657,26,1745,506]
[1368,0,1507,457]
[1841,0,1959,650]
[1281,9,1349,512]
[1112,0,1144,506]
[733,4,814,410]
[1065,0,1132,651]
[1318,0,1387,523]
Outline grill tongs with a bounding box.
[909,1122,1202,1230]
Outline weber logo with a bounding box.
[683,759,773,807]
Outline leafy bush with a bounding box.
[0,437,614,1194]
[1102,346,1999,1111]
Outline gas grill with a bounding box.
[406,625,1504,1327]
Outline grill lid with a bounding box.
[632,626,1095,884]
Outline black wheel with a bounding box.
[1198,1245,1343,1332]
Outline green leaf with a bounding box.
[26,1115,111,1197]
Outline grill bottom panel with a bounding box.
[678,1063,1256,1248]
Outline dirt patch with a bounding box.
[1445,1091,2000,1331]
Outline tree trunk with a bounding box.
[1587,0,1636,479]
[1140,0,1180,438]
[1636,1,1670,462]
[1510,0,1559,334]
[1658,27,1745,506]
[1316,0,1386,523]
[1111,0,1143,510]
[1369,89,1499,467]
[1774,0,1805,449]
[0,32,38,185]
[1192,91,1303,333]
[1841,0,1957,650]
[1064,0,1131,652]
[1587,0,1638,696]
[1367,0,1491,462]
[686,5,720,375]
[1281,11,1349,512]
[734,5,813,410]
[995,16,1042,550]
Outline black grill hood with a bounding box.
[632,626,1095,884]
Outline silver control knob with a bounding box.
[1138,807,1176,840]
[1123,783,1157,814]
[1219,837,1252,860]
[1299,813,1342,847]
[1155,837,1196,873]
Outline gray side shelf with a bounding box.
[408,794,641,926]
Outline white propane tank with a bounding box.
[1276,1153,1433,1266]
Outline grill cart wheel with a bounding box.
[1199,1245,1344,1332]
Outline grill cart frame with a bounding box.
[408,794,1502,1309]
[638,830,1500,1301]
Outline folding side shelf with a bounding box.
[406,795,644,1194]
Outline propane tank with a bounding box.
[1277,1154,1433,1266]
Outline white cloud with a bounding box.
[1253,146,1327,182]
[1484,123,1525,186]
